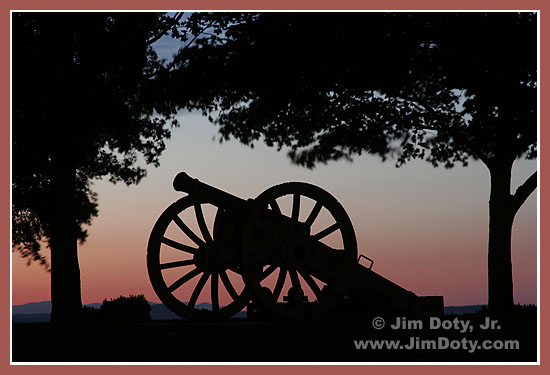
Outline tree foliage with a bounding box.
[170,13,536,170]
[12,13,181,266]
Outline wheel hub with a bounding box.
[193,242,226,273]
[281,236,311,267]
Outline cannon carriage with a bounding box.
[147,172,443,321]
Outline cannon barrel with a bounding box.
[173,172,247,210]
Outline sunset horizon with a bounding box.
[12,111,538,309]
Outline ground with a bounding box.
[12,310,537,362]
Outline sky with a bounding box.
[11,110,537,307]
[11,30,538,309]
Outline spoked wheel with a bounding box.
[147,196,249,320]
[241,182,358,319]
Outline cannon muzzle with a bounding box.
[173,172,247,210]
[172,172,199,193]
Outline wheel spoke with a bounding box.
[161,237,197,254]
[211,273,219,311]
[194,204,213,243]
[261,264,277,281]
[168,268,201,293]
[289,269,301,289]
[160,259,194,270]
[291,193,300,221]
[269,199,281,215]
[304,201,322,227]
[311,223,339,241]
[298,269,324,301]
[173,215,205,247]
[220,270,239,301]
[188,272,210,308]
[273,268,287,300]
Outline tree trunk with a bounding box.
[487,162,516,313]
[49,154,82,323]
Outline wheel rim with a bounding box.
[241,182,357,319]
[147,196,249,320]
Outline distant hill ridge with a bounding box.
[12,301,486,323]
[12,301,239,322]
[13,301,176,315]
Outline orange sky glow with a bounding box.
[12,112,537,308]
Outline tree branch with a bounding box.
[166,20,215,69]
[400,95,492,166]
[146,12,184,45]
[400,94,438,116]
[447,129,492,166]
[512,171,537,213]
[145,20,216,80]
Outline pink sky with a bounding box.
[11,112,537,307]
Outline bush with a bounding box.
[99,294,152,322]
[513,303,537,314]
[81,305,101,322]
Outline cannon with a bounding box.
[147,173,443,320]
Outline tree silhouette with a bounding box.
[12,13,187,322]
[169,12,537,312]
